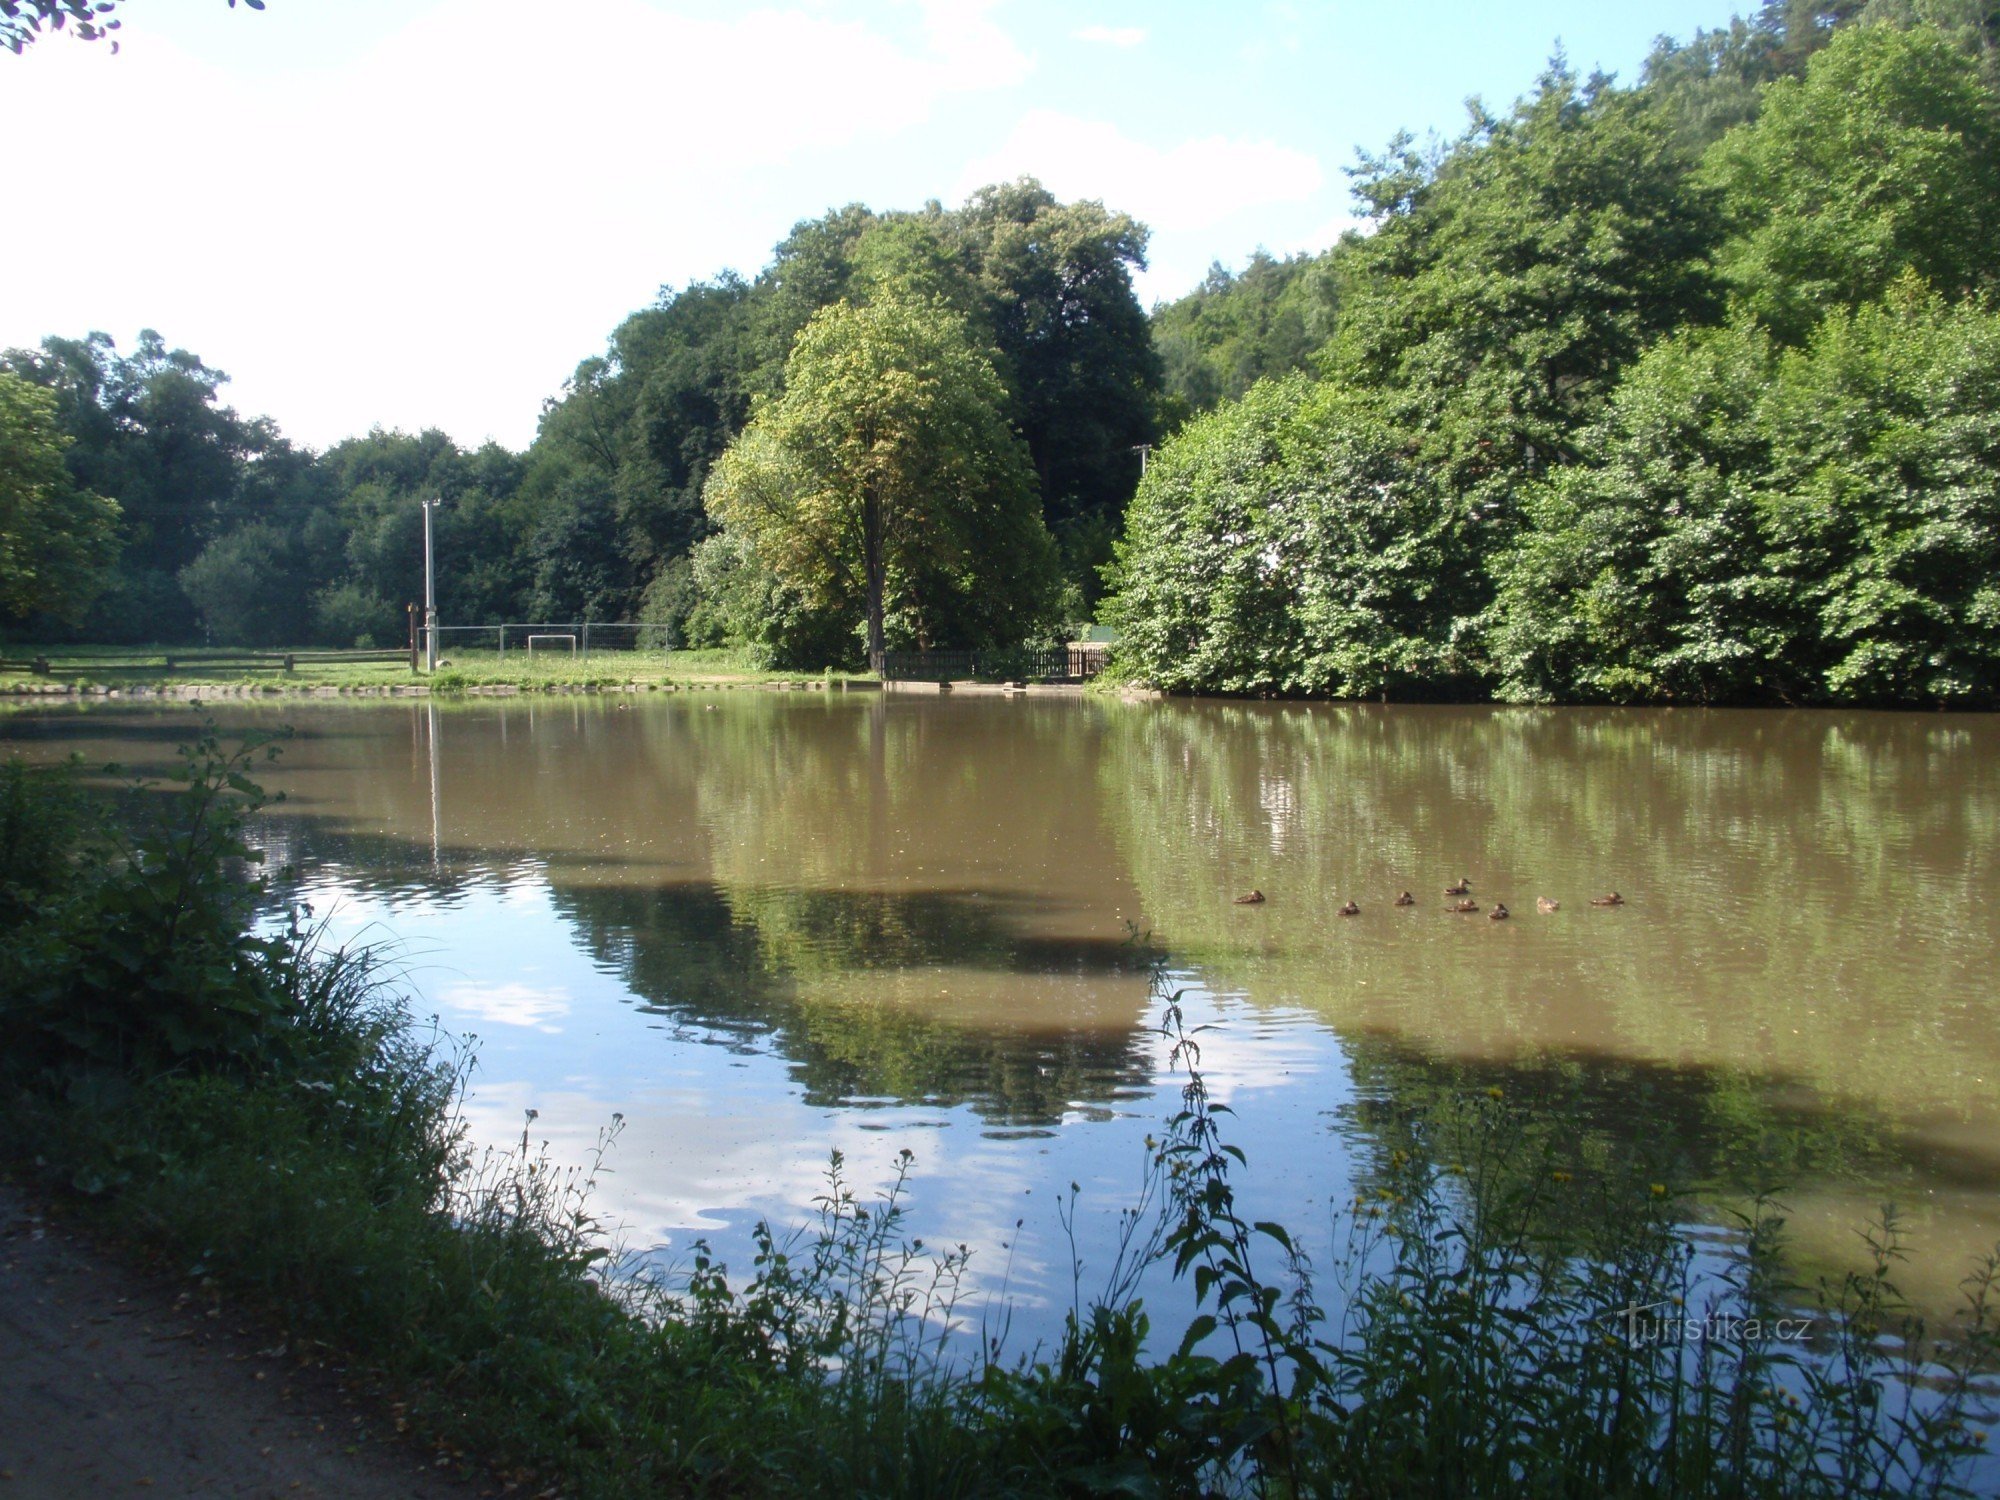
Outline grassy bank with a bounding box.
[0,734,1995,1497]
[0,645,874,696]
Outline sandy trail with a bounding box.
[0,1186,481,1499]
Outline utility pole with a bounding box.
[422,495,439,672]
[1131,443,1152,477]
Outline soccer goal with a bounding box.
[526,633,578,667]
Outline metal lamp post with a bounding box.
[422,495,439,672]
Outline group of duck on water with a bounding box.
[1232,882,1626,920]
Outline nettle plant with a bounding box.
[0,723,300,1092]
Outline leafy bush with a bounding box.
[1107,376,1487,698]
[0,726,297,1091]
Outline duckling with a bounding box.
[1393,891,1416,907]
[1444,878,1472,896]
[1536,897,1559,914]
[1339,899,1361,916]
[1234,890,1267,905]
[1489,902,1510,920]
[1451,897,1480,913]
[1589,892,1625,907]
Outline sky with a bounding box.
[2,0,1747,453]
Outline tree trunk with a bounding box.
[863,477,886,670]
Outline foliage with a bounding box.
[0,371,121,622]
[179,520,315,646]
[1492,288,2000,706]
[1150,250,1340,421]
[1107,376,1485,698]
[0,727,295,1090]
[1488,320,1796,704]
[1108,15,2000,708]
[945,180,1163,569]
[1703,21,2000,342]
[1,0,261,55]
[1326,58,1724,489]
[705,288,1059,662]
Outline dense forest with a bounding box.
[5,0,1999,703]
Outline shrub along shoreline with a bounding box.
[1,733,1994,1497]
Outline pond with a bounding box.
[5,692,1998,1349]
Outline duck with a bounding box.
[1234,890,1267,905]
[1393,891,1416,907]
[1444,878,1472,896]
[1489,903,1510,920]
[1536,897,1560,914]
[1451,897,1480,913]
[1339,899,1361,916]
[1589,892,1626,907]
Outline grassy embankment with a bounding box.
[0,731,1995,1498]
[0,644,873,694]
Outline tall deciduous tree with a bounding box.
[0,372,121,622]
[948,180,1162,582]
[1703,21,2000,342]
[704,289,1057,664]
[1328,62,1724,490]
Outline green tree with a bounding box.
[1490,287,2000,707]
[1150,250,1339,422]
[178,521,311,646]
[0,371,120,622]
[1763,285,2000,704]
[1703,22,2000,342]
[947,179,1162,589]
[1106,376,1481,698]
[704,289,1057,664]
[1488,322,1800,704]
[4,331,270,639]
[1327,62,1724,492]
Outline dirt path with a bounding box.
[0,1187,483,1499]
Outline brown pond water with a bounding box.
[5,693,1997,1337]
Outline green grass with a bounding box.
[0,643,874,694]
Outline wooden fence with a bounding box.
[1,648,415,676]
[874,644,1109,682]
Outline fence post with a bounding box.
[582,621,590,662]
[284,654,295,673]
[32,656,48,676]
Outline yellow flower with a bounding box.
[1485,1087,1505,1100]
[1552,1171,1573,1184]
[1650,1183,1668,1197]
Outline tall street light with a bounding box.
[422,494,439,672]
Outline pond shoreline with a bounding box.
[0,678,1153,700]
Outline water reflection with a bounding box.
[2,693,1995,1324]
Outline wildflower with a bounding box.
[1485,1087,1504,1100]
[1552,1170,1572,1184]
[1650,1183,1668,1197]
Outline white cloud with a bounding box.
[440,980,572,1030]
[0,0,1034,451]
[957,111,1323,236]
[1073,24,1146,48]
[918,0,1033,88]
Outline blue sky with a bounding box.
[3,0,1745,451]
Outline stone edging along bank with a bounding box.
[0,679,1155,701]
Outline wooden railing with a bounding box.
[874,644,1109,682]
[1,648,415,676]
